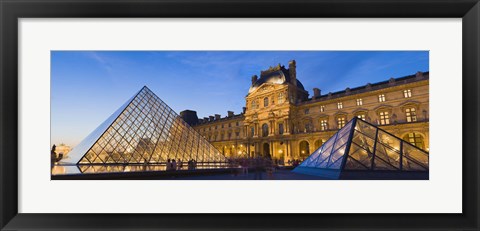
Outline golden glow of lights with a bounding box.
[278,150,283,154]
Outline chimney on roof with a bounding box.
[313,88,321,98]
[227,111,234,117]
[242,107,246,113]
[288,60,297,86]
[389,77,396,85]
[251,75,258,85]
[198,119,204,123]
[215,114,221,120]
[416,71,423,79]
[179,110,198,126]
[209,116,214,122]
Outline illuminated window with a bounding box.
[378,94,386,102]
[304,108,310,114]
[320,119,328,131]
[264,97,269,107]
[278,92,285,104]
[405,107,417,122]
[404,89,412,98]
[337,117,346,129]
[356,98,363,106]
[357,114,366,120]
[337,102,343,109]
[379,111,390,125]
[262,123,269,137]
[403,133,425,150]
[278,123,284,135]
[320,105,325,112]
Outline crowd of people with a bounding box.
[164,156,305,177]
[287,159,303,167]
[165,159,198,171]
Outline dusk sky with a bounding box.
[51,51,428,147]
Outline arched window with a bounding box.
[403,133,425,150]
[264,97,269,107]
[314,140,323,149]
[262,123,269,137]
[299,141,310,158]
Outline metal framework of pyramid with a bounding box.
[60,86,226,169]
[293,117,429,179]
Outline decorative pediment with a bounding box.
[398,100,421,111]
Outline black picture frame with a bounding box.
[1,0,478,230]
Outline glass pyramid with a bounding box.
[60,86,226,168]
[293,117,429,179]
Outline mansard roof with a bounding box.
[248,64,305,94]
[302,71,429,104]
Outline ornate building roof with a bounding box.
[248,64,305,94]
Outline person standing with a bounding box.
[177,159,183,170]
[166,159,171,171]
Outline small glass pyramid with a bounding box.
[60,86,226,168]
[293,117,429,179]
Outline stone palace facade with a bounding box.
[181,60,429,163]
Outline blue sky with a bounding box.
[51,51,428,147]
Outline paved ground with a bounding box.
[171,168,329,180]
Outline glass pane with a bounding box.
[344,156,369,170]
[403,142,429,168]
[377,130,401,153]
[348,143,373,169]
[355,119,377,139]
[374,143,400,169]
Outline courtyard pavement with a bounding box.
[171,168,329,180]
